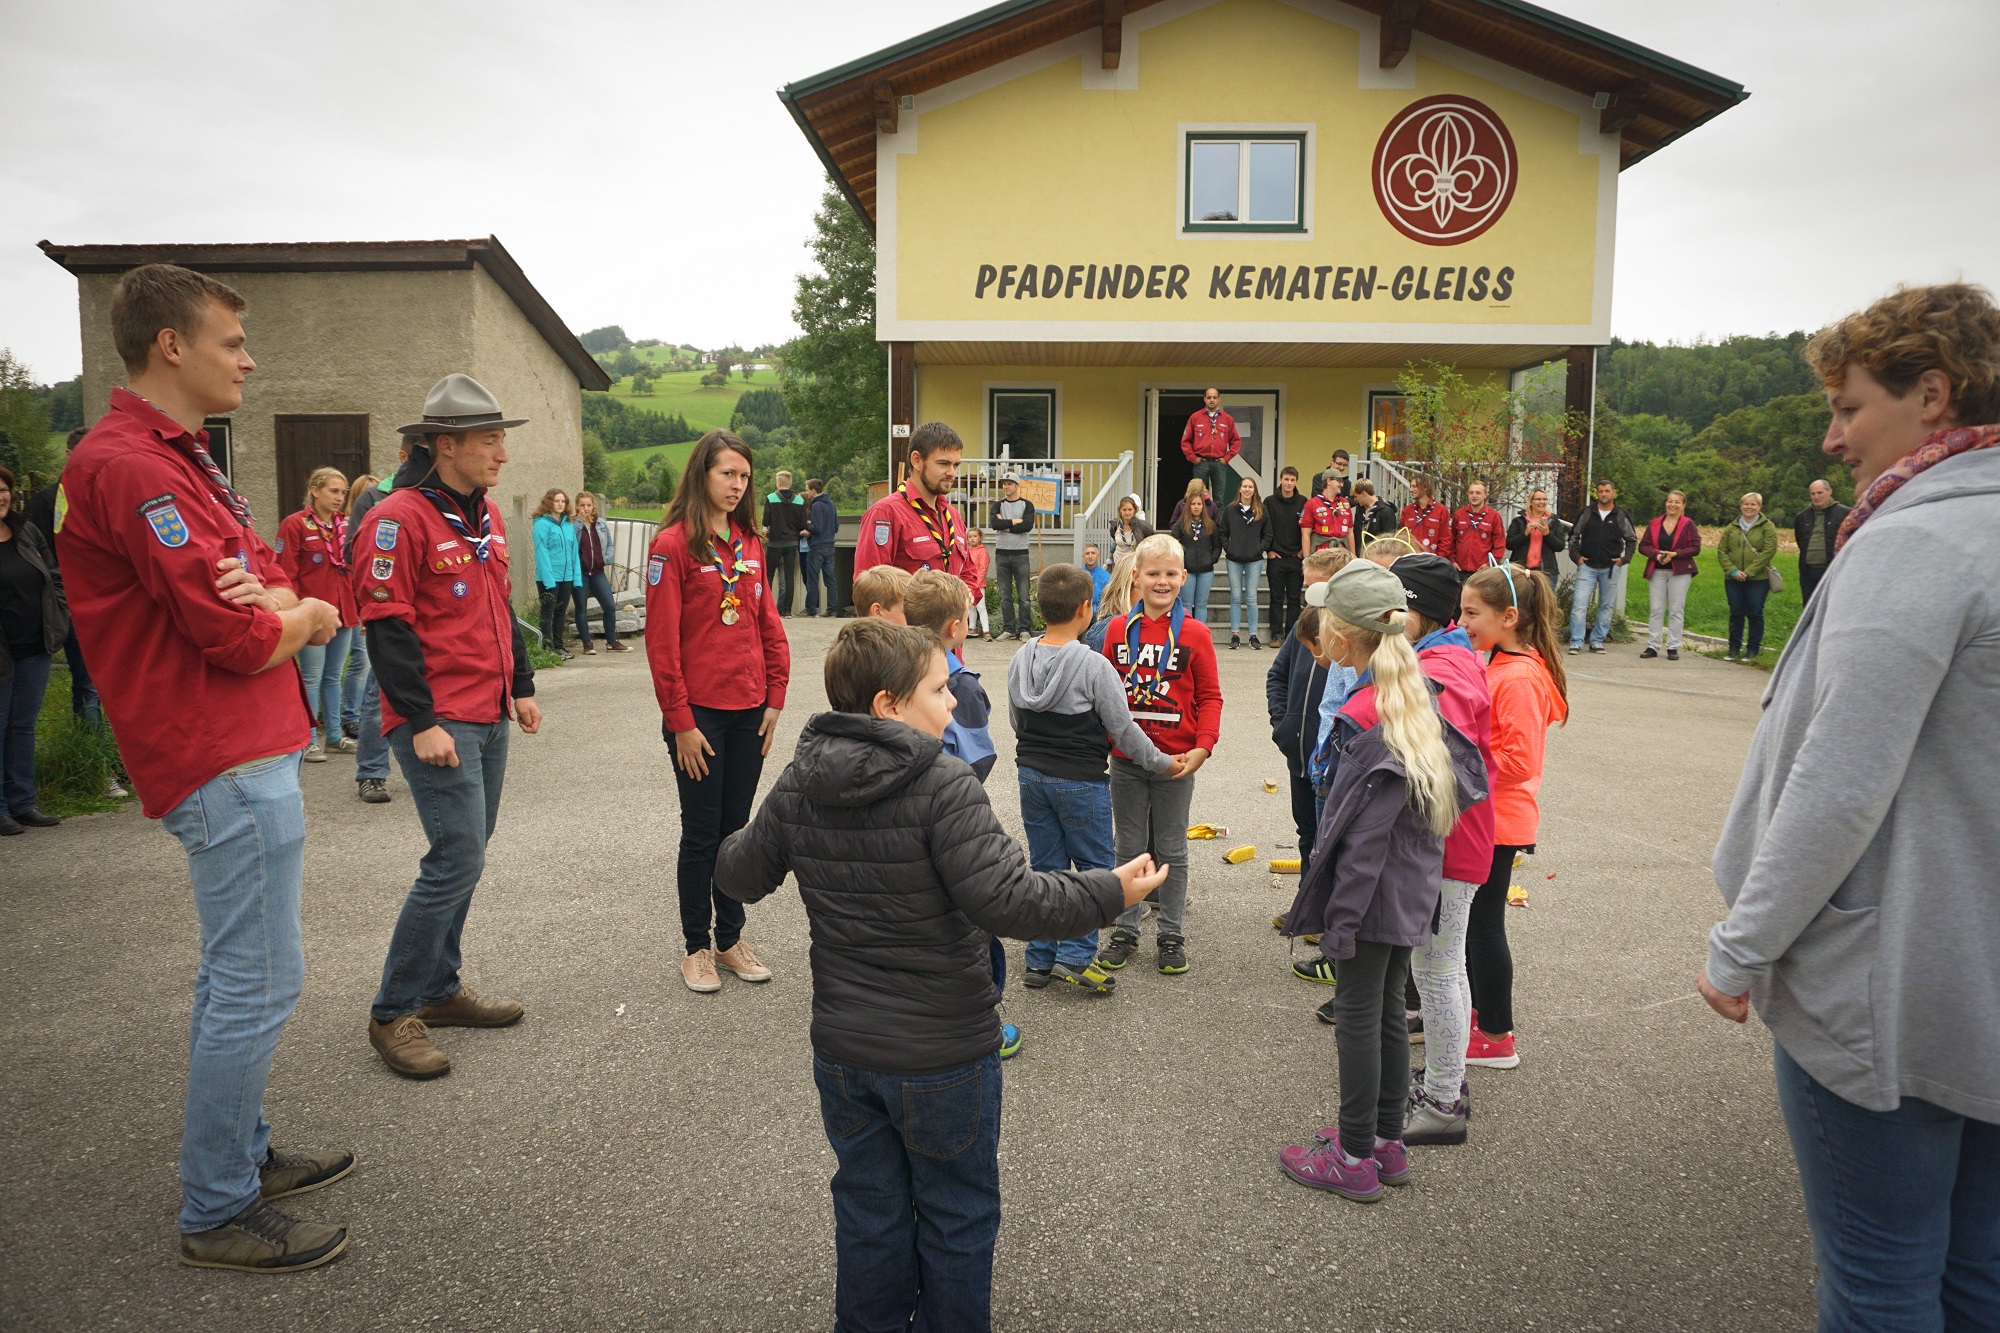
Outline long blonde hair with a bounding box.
[304,466,347,512]
[1320,612,1460,836]
[1098,554,1138,619]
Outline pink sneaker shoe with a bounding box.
[1371,1139,1411,1186]
[1278,1140,1383,1202]
[1466,1029,1520,1069]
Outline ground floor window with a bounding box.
[989,388,1055,462]
[1367,391,1408,459]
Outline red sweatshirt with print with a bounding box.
[1100,603,1222,758]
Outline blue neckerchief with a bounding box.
[1415,625,1473,653]
[1122,602,1185,706]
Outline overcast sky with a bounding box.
[3,0,1995,385]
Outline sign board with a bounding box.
[1015,477,1059,514]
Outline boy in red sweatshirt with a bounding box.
[1096,533,1222,974]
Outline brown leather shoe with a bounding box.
[417,983,523,1028]
[715,940,773,982]
[369,1015,451,1079]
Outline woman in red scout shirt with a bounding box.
[276,467,360,761]
[647,429,790,996]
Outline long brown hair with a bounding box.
[531,488,570,520]
[1173,490,1210,538]
[1463,563,1569,707]
[664,430,757,562]
[1231,475,1263,522]
[346,474,380,516]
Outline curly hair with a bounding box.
[530,488,570,520]
[1804,283,2000,426]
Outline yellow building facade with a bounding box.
[785,0,1744,532]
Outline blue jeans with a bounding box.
[578,569,620,646]
[1726,575,1772,656]
[295,627,355,745]
[814,1051,1003,1333]
[340,628,368,730]
[1776,1043,2000,1332]
[1,650,52,813]
[1180,569,1215,623]
[1019,765,1114,971]
[373,719,508,1022]
[159,751,307,1231]
[1190,457,1233,501]
[355,670,390,781]
[1227,558,1263,639]
[804,547,836,615]
[1569,563,1617,647]
[63,626,100,721]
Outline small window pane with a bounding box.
[1370,394,1408,459]
[1189,141,1240,222]
[993,392,1052,461]
[1246,141,1299,223]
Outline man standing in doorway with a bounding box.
[355,374,541,1080]
[59,263,353,1272]
[1792,478,1850,604]
[1308,449,1353,502]
[991,473,1037,639]
[762,469,808,616]
[1180,387,1241,501]
[801,477,839,616]
[1264,465,1307,635]
[1451,479,1507,578]
[855,422,973,590]
[1567,478,1637,653]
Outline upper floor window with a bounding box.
[1184,132,1306,232]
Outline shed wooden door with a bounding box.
[274,416,370,515]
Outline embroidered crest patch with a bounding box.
[273,538,285,553]
[646,555,665,586]
[371,555,394,579]
[370,586,390,602]
[375,520,400,551]
[451,579,469,598]
[311,552,324,564]
[140,497,188,548]
[873,520,891,547]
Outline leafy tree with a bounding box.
[629,477,660,505]
[732,386,794,434]
[0,350,55,482]
[610,349,644,380]
[581,431,610,495]
[579,326,631,354]
[699,370,728,388]
[630,371,654,396]
[1387,360,1582,506]
[781,185,888,488]
[1597,333,1820,434]
[582,394,697,450]
[35,377,82,432]
[713,352,734,381]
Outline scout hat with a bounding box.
[395,373,528,436]
[1390,552,1462,625]
[1307,559,1408,631]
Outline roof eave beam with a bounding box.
[874,82,899,136]
[1598,78,1651,135]
[1380,0,1420,69]
[1102,0,1124,69]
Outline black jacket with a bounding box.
[1505,512,1571,578]
[716,713,1122,1072]
[1265,632,1329,777]
[1356,497,1400,540]
[1218,501,1272,564]
[0,515,67,684]
[1568,504,1636,568]
[1792,502,1851,568]
[1172,517,1223,573]
[764,489,808,544]
[1264,489,1307,559]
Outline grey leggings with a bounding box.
[1110,757,1193,937]
[1333,940,1412,1159]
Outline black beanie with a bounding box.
[1391,552,1462,625]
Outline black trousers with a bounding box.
[537,582,575,649]
[1268,557,1303,643]
[1288,770,1317,866]
[671,703,766,954]
[1799,560,1829,604]
[1466,842,1525,1036]
[1333,940,1412,1159]
[770,546,799,615]
[995,549,1033,634]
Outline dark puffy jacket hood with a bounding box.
[793,712,944,807]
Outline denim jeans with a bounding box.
[578,568,620,646]
[373,719,508,1023]
[671,704,764,954]
[1190,457,1233,501]
[355,670,390,781]
[804,547,837,615]
[159,751,306,1231]
[63,626,101,722]
[340,628,368,730]
[770,545,799,614]
[294,626,354,745]
[994,549,1032,635]
[1569,563,1617,647]
[1179,569,1216,624]
[0,650,52,813]
[1226,558,1263,639]
[1775,1043,2000,1332]
[1111,757,1194,937]
[814,1051,1003,1333]
[1726,575,1772,656]
[1018,765,1115,971]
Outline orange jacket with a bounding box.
[1484,647,1567,845]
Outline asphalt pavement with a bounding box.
[0,616,1815,1331]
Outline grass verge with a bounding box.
[33,662,129,818]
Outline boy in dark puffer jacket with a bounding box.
[716,619,1163,1332]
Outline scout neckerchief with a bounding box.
[172,424,255,528]
[416,485,493,561]
[710,527,749,625]
[304,507,349,572]
[900,482,957,569]
[1122,601,1185,707]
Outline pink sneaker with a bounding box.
[1371,1139,1411,1186]
[1278,1140,1383,1202]
[1466,1029,1520,1069]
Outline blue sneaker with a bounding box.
[999,1024,1023,1059]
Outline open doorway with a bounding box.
[1146,388,1279,520]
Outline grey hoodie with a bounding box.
[1008,638,1172,782]
[1708,444,2000,1120]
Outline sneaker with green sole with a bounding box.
[999,1023,1023,1059]
[1053,959,1117,994]
[178,1199,348,1273]
[1096,929,1140,970]
[1292,957,1338,986]
[1156,933,1189,974]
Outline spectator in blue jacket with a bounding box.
[803,478,839,617]
[531,489,581,659]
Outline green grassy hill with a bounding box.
[596,363,774,433]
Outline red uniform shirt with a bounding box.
[351,486,519,732]
[275,508,359,625]
[1401,500,1453,556]
[1179,409,1242,463]
[1300,495,1353,544]
[1450,504,1506,573]
[55,389,311,818]
[854,484,974,593]
[1101,602,1222,757]
[644,520,791,735]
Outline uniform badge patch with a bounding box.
[646,554,665,586]
[140,497,189,548]
[273,538,285,553]
[873,520,891,547]
[375,520,400,551]
[371,555,395,579]
[370,586,390,602]
[52,484,68,535]
[311,552,324,564]
[451,579,469,598]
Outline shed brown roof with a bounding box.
[37,235,613,391]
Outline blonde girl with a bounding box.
[965,528,992,639]
[275,466,358,759]
[1082,554,1137,652]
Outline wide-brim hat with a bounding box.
[395,372,528,436]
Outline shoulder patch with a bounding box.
[52,483,68,535]
[375,519,400,551]
[873,520,891,547]
[646,554,665,586]
[371,555,395,579]
[273,537,285,553]
[139,496,188,548]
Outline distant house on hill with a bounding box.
[39,235,610,600]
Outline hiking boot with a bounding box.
[1639,647,1658,659]
[303,742,327,763]
[260,1147,356,1200]
[178,1199,348,1273]
[1053,959,1117,994]
[1277,1141,1382,1203]
[1371,1139,1412,1186]
[715,941,773,982]
[999,1023,1023,1059]
[1292,957,1337,986]
[418,983,523,1027]
[1403,1088,1471,1146]
[1096,929,1140,970]
[1023,968,1054,990]
[1156,933,1189,974]
[357,778,390,804]
[369,1016,450,1078]
[681,949,722,993]
[1271,914,1287,932]
[1466,1028,1520,1069]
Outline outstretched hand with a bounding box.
[1114,854,1169,907]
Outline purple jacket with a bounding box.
[1283,715,1487,957]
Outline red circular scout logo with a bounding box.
[1372,95,1518,245]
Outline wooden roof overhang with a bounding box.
[780,0,1747,231]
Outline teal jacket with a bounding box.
[533,513,581,586]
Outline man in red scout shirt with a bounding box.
[57,264,352,1272]
[1400,475,1453,557]
[1180,386,1242,502]
[854,422,974,593]
[351,375,541,1081]
[1450,479,1507,577]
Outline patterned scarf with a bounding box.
[1837,423,2000,550]
[179,431,255,529]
